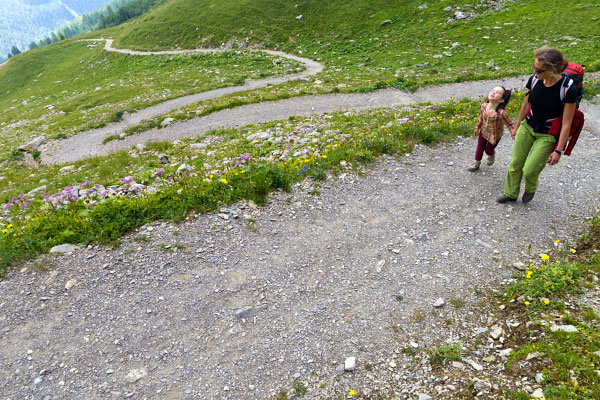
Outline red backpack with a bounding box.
[531,62,585,156]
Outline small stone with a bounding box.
[451,361,465,369]
[33,376,43,385]
[526,351,543,360]
[49,244,80,254]
[490,325,502,340]
[482,355,496,362]
[418,394,432,400]
[531,388,545,398]
[550,324,578,333]
[466,359,483,371]
[65,279,77,290]
[535,373,544,384]
[498,348,512,357]
[126,368,147,383]
[335,364,345,375]
[106,369,114,374]
[433,298,445,308]
[344,356,356,371]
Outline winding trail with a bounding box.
[41,38,323,164]
[3,41,600,399]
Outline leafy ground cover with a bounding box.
[113,0,600,88]
[500,217,600,399]
[0,93,510,274]
[0,39,302,161]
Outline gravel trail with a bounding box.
[2,102,599,398]
[3,41,600,398]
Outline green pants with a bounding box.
[504,122,556,199]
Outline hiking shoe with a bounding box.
[487,154,495,166]
[496,194,517,203]
[522,192,535,204]
[467,161,481,172]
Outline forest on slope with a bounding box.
[0,0,110,61]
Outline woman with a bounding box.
[497,47,577,204]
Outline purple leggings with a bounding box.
[474,133,499,161]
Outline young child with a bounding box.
[468,86,515,171]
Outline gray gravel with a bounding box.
[2,112,599,398]
[4,41,600,398]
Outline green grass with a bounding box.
[429,343,462,365]
[0,95,491,274]
[504,217,600,399]
[0,39,301,161]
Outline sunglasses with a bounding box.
[533,64,546,74]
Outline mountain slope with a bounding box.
[0,0,110,60]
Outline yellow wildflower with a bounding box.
[2,229,7,234]
[571,249,576,253]
[541,254,550,260]
[7,224,13,228]
[524,301,530,306]
[349,390,356,396]
[544,299,550,305]
[221,178,228,184]
[209,174,214,179]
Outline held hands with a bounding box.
[510,125,518,139]
[548,151,561,165]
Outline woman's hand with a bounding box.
[548,151,561,165]
[510,125,518,139]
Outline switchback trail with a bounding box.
[2,41,600,399]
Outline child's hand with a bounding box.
[510,126,518,139]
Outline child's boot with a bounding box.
[487,154,495,165]
[468,160,481,172]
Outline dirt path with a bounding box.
[2,41,600,399]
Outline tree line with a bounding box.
[5,0,167,60]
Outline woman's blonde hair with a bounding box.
[534,47,568,73]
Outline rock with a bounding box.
[375,259,385,272]
[344,356,356,371]
[235,306,263,320]
[433,298,445,308]
[550,324,578,333]
[490,325,502,339]
[335,364,345,375]
[246,131,270,141]
[125,368,147,383]
[18,136,46,152]
[513,261,527,271]
[526,351,543,360]
[65,279,78,290]
[176,163,192,178]
[535,373,544,383]
[59,165,75,173]
[498,348,512,357]
[380,20,392,26]
[417,4,428,10]
[466,359,483,371]
[160,117,175,127]
[531,388,545,398]
[451,361,465,369]
[159,154,169,164]
[454,11,468,20]
[49,244,80,254]
[418,394,432,400]
[27,185,47,197]
[33,376,43,384]
[482,355,496,362]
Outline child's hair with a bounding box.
[488,86,511,111]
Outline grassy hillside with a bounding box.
[0,39,302,160]
[0,0,599,272]
[113,0,600,86]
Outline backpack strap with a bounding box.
[530,74,539,92]
[560,76,573,103]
